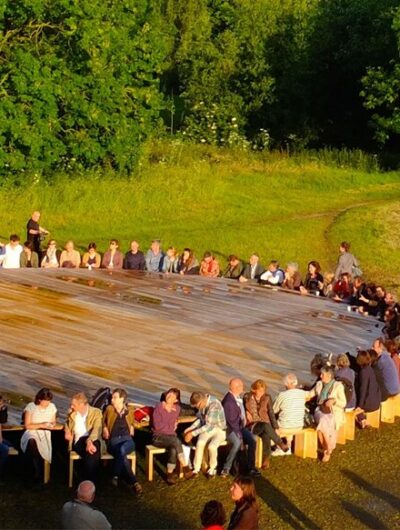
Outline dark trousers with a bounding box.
[72,436,101,483]
[107,436,137,485]
[0,440,10,479]
[252,422,282,457]
[152,433,183,466]
[25,439,43,480]
[224,428,256,472]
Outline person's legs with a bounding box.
[222,431,241,473]
[109,437,137,484]
[153,434,179,472]
[207,428,226,474]
[242,428,257,470]
[193,431,213,473]
[25,439,42,481]
[0,441,10,480]
[73,436,101,482]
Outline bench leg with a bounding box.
[255,437,263,468]
[130,454,136,476]
[146,450,153,481]
[44,460,50,484]
[69,458,74,488]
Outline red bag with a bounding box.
[134,406,154,423]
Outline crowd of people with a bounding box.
[1,335,399,528]
[1,211,399,340]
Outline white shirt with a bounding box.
[74,407,89,443]
[1,243,23,268]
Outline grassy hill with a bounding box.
[1,141,400,291]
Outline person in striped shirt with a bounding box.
[272,373,307,455]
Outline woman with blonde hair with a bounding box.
[244,380,289,469]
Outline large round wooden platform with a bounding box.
[0,269,379,422]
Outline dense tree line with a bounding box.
[1,0,400,175]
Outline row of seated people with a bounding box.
[1,336,399,487]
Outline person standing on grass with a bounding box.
[228,475,259,530]
[62,480,111,530]
[334,241,360,280]
[27,211,49,259]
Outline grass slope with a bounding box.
[1,143,400,290]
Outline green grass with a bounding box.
[1,141,400,291]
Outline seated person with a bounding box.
[0,418,12,484]
[101,239,123,270]
[335,353,356,410]
[20,241,39,268]
[322,272,335,298]
[20,388,57,482]
[222,255,244,280]
[259,260,284,286]
[382,308,400,340]
[82,243,101,269]
[221,379,259,478]
[41,240,60,268]
[62,480,111,530]
[300,261,324,296]
[273,373,307,449]
[239,253,265,283]
[200,252,220,278]
[385,340,400,383]
[354,350,381,428]
[371,337,400,400]
[145,239,165,272]
[177,248,199,275]
[183,392,226,479]
[65,393,102,482]
[0,235,23,269]
[200,500,226,530]
[332,272,352,303]
[162,247,178,273]
[243,380,288,469]
[103,388,142,495]
[152,388,194,485]
[124,240,145,270]
[281,263,302,290]
[306,365,346,463]
[60,240,81,269]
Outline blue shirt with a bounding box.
[373,353,400,400]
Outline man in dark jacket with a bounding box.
[221,379,260,478]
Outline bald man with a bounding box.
[27,211,49,258]
[221,378,260,477]
[62,480,111,529]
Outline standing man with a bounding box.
[62,480,111,530]
[26,211,49,259]
[221,378,260,477]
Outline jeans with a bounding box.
[223,428,256,472]
[72,436,101,483]
[0,440,10,479]
[107,436,137,485]
[152,434,183,468]
[251,422,282,457]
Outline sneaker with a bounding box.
[249,468,261,477]
[206,471,216,480]
[220,469,230,478]
[111,476,118,487]
[132,482,143,496]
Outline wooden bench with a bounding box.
[391,394,400,418]
[380,399,395,424]
[145,445,186,481]
[8,446,51,483]
[69,448,136,487]
[365,409,380,429]
[280,428,318,459]
[344,410,356,441]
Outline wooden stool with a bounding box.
[293,429,318,459]
[380,399,395,423]
[69,449,136,487]
[392,394,400,417]
[365,409,380,429]
[344,410,356,441]
[336,423,346,445]
[145,445,167,481]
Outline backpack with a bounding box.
[90,387,112,412]
[335,376,353,405]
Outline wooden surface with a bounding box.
[0,269,380,423]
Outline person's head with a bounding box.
[31,211,41,222]
[166,246,176,258]
[340,241,350,253]
[384,339,398,355]
[228,254,239,266]
[77,480,96,504]
[190,392,208,410]
[250,379,266,399]
[340,272,350,284]
[385,292,397,306]
[182,248,192,261]
[376,286,386,299]
[203,251,213,263]
[151,239,161,253]
[230,475,257,505]
[336,353,350,369]
[310,353,325,378]
[268,260,279,272]
[320,365,335,384]
[308,260,321,275]
[283,372,298,389]
[47,239,57,250]
[249,253,259,266]
[130,240,139,253]
[9,234,20,247]
[353,276,363,288]
[87,242,97,252]
[111,388,128,409]
[200,500,226,528]
[368,348,378,364]
[34,387,53,406]
[372,337,384,356]
[285,262,298,276]
[23,241,33,252]
[356,350,371,367]
[65,240,74,252]
[164,388,180,406]
[324,272,335,284]
[109,239,119,250]
[229,378,244,397]
[70,392,89,414]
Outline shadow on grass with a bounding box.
[340,500,389,530]
[341,469,400,511]
[257,476,321,530]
